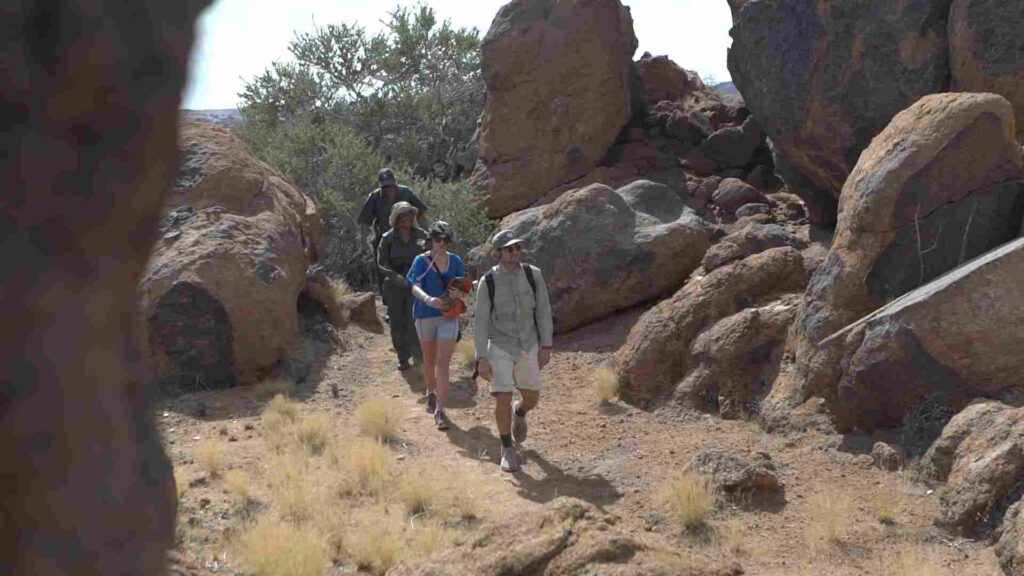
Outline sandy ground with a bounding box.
[163,304,1004,575]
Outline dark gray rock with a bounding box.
[712,179,771,214]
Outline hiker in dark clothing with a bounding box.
[377,202,428,371]
[357,168,429,310]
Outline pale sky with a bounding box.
[183,0,734,110]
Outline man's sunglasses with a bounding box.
[501,245,522,253]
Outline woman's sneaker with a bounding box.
[434,410,450,430]
[426,392,437,414]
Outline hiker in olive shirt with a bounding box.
[378,202,428,371]
[357,168,428,306]
[474,230,554,472]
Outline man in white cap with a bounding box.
[474,230,554,472]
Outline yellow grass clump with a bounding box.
[262,395,301,452]
[295,413,331,455]
[396,461,480,519]
[237,517,329,576]
[657,472,715,529]
[174,468,189,501]
[808,493,852,546]
[887,548,952,576]
[346,510,403,576]
[356,398,403,442]
[223,469,253,504]
[331,278,354,303]
[588,366,621,404]
[346,437,394,496]
[266,455,315,523]
[875,481,901,525]
[197,438,228,477]
[455,340,477,369]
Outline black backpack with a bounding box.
[483,265,536,312]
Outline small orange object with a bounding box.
[441,276,474,319]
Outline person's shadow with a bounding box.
[399,368,479,409]
[442,422,621,510]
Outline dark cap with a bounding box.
[378,168,397,187]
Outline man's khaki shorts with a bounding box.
[488,344,542,394]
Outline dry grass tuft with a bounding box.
[266,455,314,523]
[455,340,477,369]
[331,278,353,303]
[346,510,403,576]
[657,472,715,529]
[588,366,621,404]
[356,398,404,442]
[237,517,329,576]
[808,492,852,547]
[262,395,301,452]
[875,481,901,525]
[887,548,952,576]
[346,438,394,496]
[197,438,228,477]
[223,469,254,504]
[396,460,481,520]
[266,394,299,422]
[407,520,449,561]
[174,468,189,501]
[714,519,746,557]
[295,414,331,455]
[252,377,297,401]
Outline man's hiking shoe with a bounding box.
[500,447,520,472]
[426,393,437,414]
[434,410,450,430]
[512,401,528,444]
[398,359,411,371]
[383,312,390,325]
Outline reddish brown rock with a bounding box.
[789,93,1024,430]
[615,247,807,401]
[138,121,324,391]
[728,0,954,224]
[0,2,209,575]
[950,0,1024,142]
[478,0,638,218]
[996,499,1024,576]
[635,53,722,110]
[471,181,714,333]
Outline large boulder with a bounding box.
[950,0,1024,142]
[727,0,954,224]
[687,448,784,505]
[0,2,209,575]
[920,402,1024,537]
[996,500,1024,576]
[615,247,808,401]
[138,121,325,391]
[472,181,714,333]
[711,178,771,215]
[635,53,722,111]
[477,0,638,218]
[788,93,1024,429]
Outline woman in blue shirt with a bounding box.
[408,221,467,430]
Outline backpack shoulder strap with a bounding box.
[484,270,495,313]
[523,264,537,296]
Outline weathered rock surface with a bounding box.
[472,181,713,333]
[615,247,808,401]
[728,0,954,224]
[687,448,784,504]
[390,498,741,576]
[996,499,1024,576]
[139,121,325,391]
[920,402,1024,537]
[871,442,902,471]
[711,178,770,215]
[950,0,1024,142]
[478,0,638,217]
[788,93,1024,430]
[1,2,209,575]
[635,53,722,111]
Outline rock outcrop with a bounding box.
[950,0,1024,142]
[687,448,784,506]
[472,181,714,333]
[0,1,209,575]
[996,500,1024,576]
[785,93,1024,431]
[477,0,638,217]
[727,0,954,224]
[390,498,741,576]
[139,121,325,391]
[615,247,808,403]
[920,401,1024,538]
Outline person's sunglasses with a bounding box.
[502,245,522,253]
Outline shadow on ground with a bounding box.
[442,423,622,510]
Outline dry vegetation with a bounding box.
[657,472,715,529]
[197,438,228,477]
[808,492,853,547]
[588,366,621,404]
[356,398,404,441]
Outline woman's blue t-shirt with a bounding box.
[407,252,466,319]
